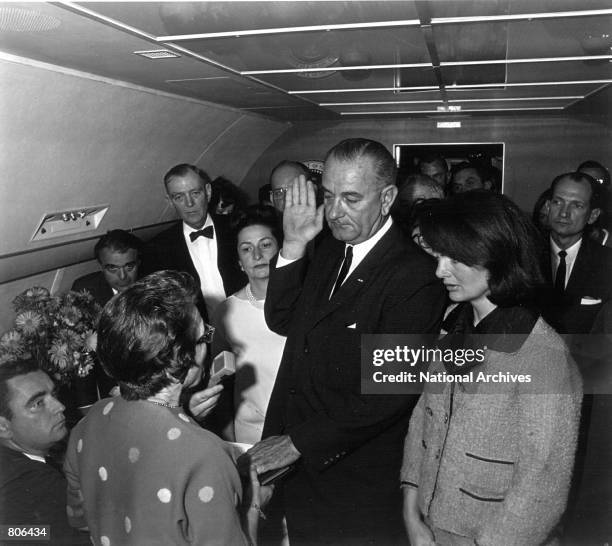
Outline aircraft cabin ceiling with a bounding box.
[0,1,611,121]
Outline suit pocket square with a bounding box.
[346,323,357,329]
[580,297,602,306]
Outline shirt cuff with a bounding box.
[276,251,299,268]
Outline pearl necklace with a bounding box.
[246,283,265,306]
[145,398,180,409]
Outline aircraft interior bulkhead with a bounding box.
[0,2,610,545]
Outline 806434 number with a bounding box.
[0,526,50,541]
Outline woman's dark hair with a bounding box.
[419,191,545,306]
[97,270,200,400]
[532,188,552,228]
[209,176,247,217]
[232,204,283,248]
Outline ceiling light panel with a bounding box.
[134,49,180,59]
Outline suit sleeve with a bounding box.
[477,347,583,546]
[264,253,310,337]
[290,274,446,471]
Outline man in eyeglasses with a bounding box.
[72,229,142,306]
[269,160,312,213]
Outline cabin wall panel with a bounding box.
[243,117,611,211]
[0,59,289,329]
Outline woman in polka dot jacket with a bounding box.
[64,271,268,545]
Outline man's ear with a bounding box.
[0,416,13,440]
[205,183,212,202]
[380,185,398,216]
[588,207,601,225]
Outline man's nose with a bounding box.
[50,396,65,414]
[559,203,570,217]
[117,267,127,280]
[327,198,344,219]
[185,194,195,207]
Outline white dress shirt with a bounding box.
[183,215,226,317]
[550,237,581,289]
[277,217,394,296]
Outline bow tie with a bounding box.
[189,226,214,242]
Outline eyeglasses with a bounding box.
[196,324,215,345]
[269,187,288,201]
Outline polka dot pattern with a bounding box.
[198,486,214,503]
[102,401,114,415]
[76,439,83,452]
[167,427,181,440]
[128,447,140,463]
[124,516,132,533]
[157,488,172,503]
[98,467,108,481]
[100,536,110,546]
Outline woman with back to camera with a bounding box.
[64,270,269,545]
[212,205,286,444]
[401,191,582,546]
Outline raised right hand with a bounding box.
[281,175,324,260]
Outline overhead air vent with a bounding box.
[31,205,109,242]
[134,49,181,59]
[0,7,60,32]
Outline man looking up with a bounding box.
[143,164,245,321]
[0,360,88,545]
[246,138,446,544]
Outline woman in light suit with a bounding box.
[402,191,582,546]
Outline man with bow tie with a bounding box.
[246,139,446,544]
[143,164,246,323]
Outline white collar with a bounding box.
[23,452,46,463]
[550,236,581,259]
[183,214,214,237]
[349,216,393,261]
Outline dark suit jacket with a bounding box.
[541,237,612,335]
[142,216,246,321]
[262,224,446,543]
[71,272,113,307]
[0,445,88,545]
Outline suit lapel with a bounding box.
[308,226,401,330]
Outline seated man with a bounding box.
[71,230,143,406]
[0,359,88,545]
[72,229,142,306]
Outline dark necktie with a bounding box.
[331,246,353,297]
[554,250,567,292]
[189,226,214,242]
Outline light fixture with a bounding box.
[31,206,109,242]
[134,49,181,59]
[340,107,564,115]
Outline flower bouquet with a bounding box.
[0,286,101,385]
